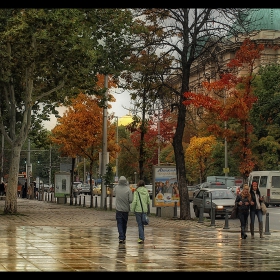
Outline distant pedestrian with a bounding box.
[249,180,264,238]
[235,184,251,239]
[130,180,150,244]
[115,176,133,244]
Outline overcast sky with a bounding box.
[42,89,133,131]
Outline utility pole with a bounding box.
[101,74,108,208]
[115,116,119,182]
[1,134,4,182]
[27,139,31,193]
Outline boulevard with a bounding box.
[64,194,280,232]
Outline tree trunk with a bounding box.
[4,145,21,214]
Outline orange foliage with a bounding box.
[50,93,118,161]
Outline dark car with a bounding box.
[192,188,236,218]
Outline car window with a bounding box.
[211,190,235,199]
[196,190,205,199]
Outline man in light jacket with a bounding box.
[115,176,133,244]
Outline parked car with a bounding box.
[192,188,236,218]
[129,184,137,193]
[79,183,91,195]
[230,186,241,196]
[193,181,227,198]
[92,185,112,196]
[73,182,82,197]
[187,185,198,201]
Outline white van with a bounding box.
[248,171,280,207]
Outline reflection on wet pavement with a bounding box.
[0,199,279,271]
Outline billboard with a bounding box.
[152,165,179,207]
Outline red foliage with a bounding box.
[182,38,264,179]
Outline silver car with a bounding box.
[192,188,236,218]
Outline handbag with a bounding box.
[137,191,149,225]
[230,204,238,219]
[261,202,267,215]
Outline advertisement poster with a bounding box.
[153,165,179,207]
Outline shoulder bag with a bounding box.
[261,201,267,215]
[230,203,238,219]
[137,191,149,225]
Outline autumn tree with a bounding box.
[185,136,218,183]
[0,9,136,213]
[130,8,253,220]
[183,38,264,181]
[50,93,118,207]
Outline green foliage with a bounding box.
[105,163,114,185]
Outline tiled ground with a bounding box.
[0,199,279,272]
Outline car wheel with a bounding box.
[194,206,200,218]
[265,203,269,208]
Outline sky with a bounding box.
[42,89,133,131]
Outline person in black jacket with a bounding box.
[235,184,251,239]
[249,180,264,238]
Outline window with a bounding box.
[259,176,267,189]
[272,176,280,188]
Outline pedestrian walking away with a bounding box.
[115,176,133,244]
[249,180,264,238]
[235,184,251,239]
[130,180,150,244]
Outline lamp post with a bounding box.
[114,116,119,182]
[134,171,137,184]
[101,74,108,208]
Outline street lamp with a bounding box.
[114,116,119,182]
[134,171,137,184]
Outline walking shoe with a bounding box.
[119,240,125,244]
[138,239,144,244]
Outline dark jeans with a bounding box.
[116,210,129,241]
[238,211,249,229]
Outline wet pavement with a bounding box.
[0,197,279,272]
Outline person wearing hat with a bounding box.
[115,176,133,244]
[235,184,252,239]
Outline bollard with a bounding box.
[173,202,178,218]
[79,195,81,206]
[95,196,98,208]
[223,209,230,229]
[198,206,204,223]
[83,196,86,207]
[75,196,77,206]
[264,212,271,235]
[156,207,161,217]
[104,197,107,210]
[210,206,215,226]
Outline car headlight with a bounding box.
[216,205,224,210]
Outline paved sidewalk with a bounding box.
[0,198,279,272]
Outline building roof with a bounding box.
[247,9,280,31]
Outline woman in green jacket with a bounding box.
[130,180,150,244]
